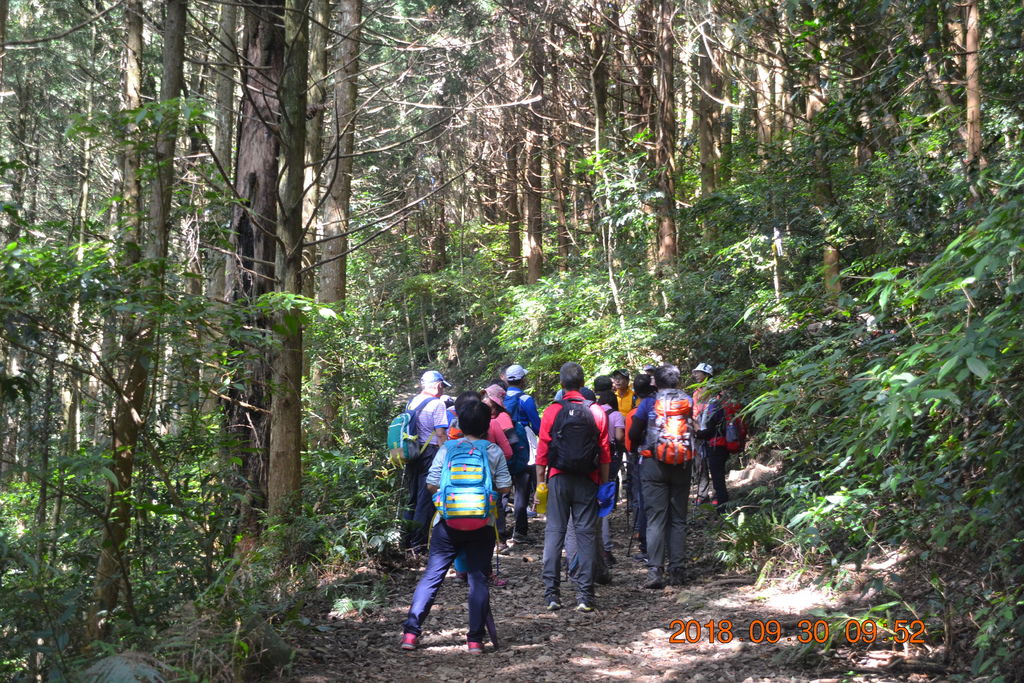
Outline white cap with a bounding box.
[692,363,714,376]
[420,370,452,387]
[505,364,527,381]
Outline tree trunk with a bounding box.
[0,0,7,90]
[267,0,307,518]
[89,0,187,640]
[202,1,238,415]
[802,1,838,296]
[964,0,984,172]
[912,1,954,108]
[524,34,545,284]
[214,1,239,174]
[654,0,676,263]
[226,1,285,541]
[321,0,362,306]
[548,31,570,270]
[824,244,841,296]
[697,17,722,198]
[302,0,329,305]
[122,0,143,225]
[631,0,656,140]
[754,55,773,151]
[504,110,523,280]
[590,9,609,157]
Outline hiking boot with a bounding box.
[545,599,562,611]
[632,552,648,563]
[400,633,418,651]
[488,575,508,588]
[510,534,532,546]
[668,568,687,586]
[602,550,616,565]
[642,568,665,589]
[575,602,595,613]
[455,571,468,583]
[466,641,484,655]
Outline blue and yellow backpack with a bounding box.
[433,438,497,531]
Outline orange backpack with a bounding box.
[623,407,637,452]
[640,390,694,465]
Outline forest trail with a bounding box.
[287,469,934,683]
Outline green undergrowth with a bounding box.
[718,177,1024,679]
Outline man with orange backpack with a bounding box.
[635,364,693,589]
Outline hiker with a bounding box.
[480,384,514,461]
[400,399,512,653]
[626,373,656,562]
[536,362,610,612]
[504,364,540,537]
[403,370,452,554]
[594,376,625,566]
[635,364,693,588]
[611,369,636,415]
[503,364,540,434]
[449,391,508,586]
[553,377,597,402]
[482,383,516,544]
[691,363,729,511]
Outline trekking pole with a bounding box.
[493,522,501,580]
[485,606,500,649]
[626,519,634,560]
[624,453,633,531]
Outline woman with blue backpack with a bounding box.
[400,399,512,654]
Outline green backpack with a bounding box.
[387,397,437,466]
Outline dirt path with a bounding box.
[288,497,942,682]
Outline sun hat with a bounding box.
[483,383,506,405]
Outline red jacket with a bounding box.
[536,391,611,485]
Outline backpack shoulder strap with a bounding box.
[508,392,523,422]
[409,396,441,452]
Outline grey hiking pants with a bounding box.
[641,456,691,573]
[566,510,609,586]
[542,473,599,605]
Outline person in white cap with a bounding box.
[502,364,541,542]
[403,370,453,553]
[691,363,728,511]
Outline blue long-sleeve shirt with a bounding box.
[504,387,541,434]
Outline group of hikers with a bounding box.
[392,360,745,653]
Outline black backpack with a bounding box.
[548,399,599,475]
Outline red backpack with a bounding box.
[721,400,747,453]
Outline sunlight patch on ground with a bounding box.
[756,586,832,613]
[592,667,640,678]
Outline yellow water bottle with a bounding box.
[535,482,548,515]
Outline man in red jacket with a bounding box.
[536,362,610,613]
